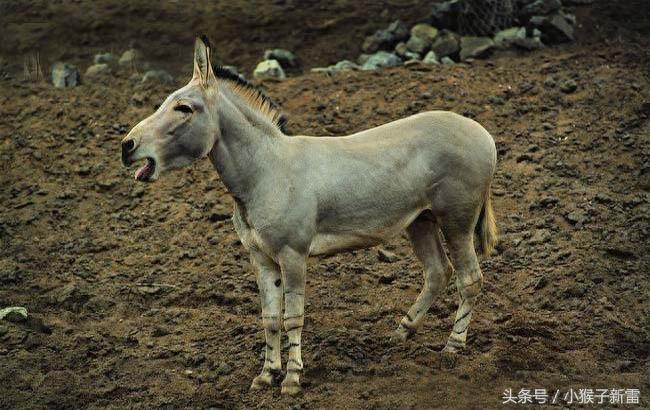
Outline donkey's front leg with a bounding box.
[250,249,283,390]
[278,247,307,396]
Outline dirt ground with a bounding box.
[1,1,649,409]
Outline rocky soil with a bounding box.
[1,1,649,409]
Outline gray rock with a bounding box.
[253,59,286,80]
[410,24,439,44]
[360,51,402,71]
[362,29,398,53]
[93,52,115,65]
[513,36,544,50]
[362,20,410,54]
[441,56,455,65]
[394,42,408,57]
[422,51,440,64]
[431,31,460,58]
[528,13,574,43]
[85,63,111,78]
[51,62,80,88]
[332,60,360,71]
[395,42,420,60]
[142,69,174,84]
[310,60,360,74]
[357,54,372,65]
[494,27,527,48]
[563,0,593,4]
[459,36,495,60]
[119,48,143,69]
[387,20,410,42]
[430,0,462,29]
[263,48,297,68]
[520,0,562,17]
[0,307,28,323]
[406,35,430,55]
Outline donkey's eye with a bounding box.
[174,104,193,114]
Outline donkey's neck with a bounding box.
[208,87,286,203]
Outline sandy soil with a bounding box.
[1,1,649,409]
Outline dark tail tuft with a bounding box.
[475,184,498,257]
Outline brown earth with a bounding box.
[1,1,649,409]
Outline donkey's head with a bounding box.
[121,36,219,182]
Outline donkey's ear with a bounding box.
[193,35,215,86]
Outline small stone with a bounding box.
[512,36,545,50]
[459,37,495,61]
[142,69,173,84]
[51,63,80,88]
[387,20,410,41]
[528,13,575,44]
[406,35,430,55]
[253,59,286,80]
[361,51,402,71]
[263,48,298,68]
[422,51,440,64]
[441,56,455,65]
[362,29,398,53]
[93,52,114,65]
[377,248,398,263]
[410,23,438,44]
[332,60,360,72]
[0,307,28,323]
[357,54,372,65]
[493,27,526,48]
[431,31,460,58]
[85,63,111,78]
[119,49,143,69]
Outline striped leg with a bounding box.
[395,214,453,341]
[278,248,307,396]
[443,233,483,353]
[250,250,283,390]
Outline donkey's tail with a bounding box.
[475,183,498,257]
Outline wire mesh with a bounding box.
[457,0,517,36]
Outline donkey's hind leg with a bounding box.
[394,212,453,342]
[440,220,484,354]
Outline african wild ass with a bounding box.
[121,37,497,395]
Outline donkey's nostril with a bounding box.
[122,139,135,153]
[121,139,136,166]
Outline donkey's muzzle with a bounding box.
[121,139,136,166]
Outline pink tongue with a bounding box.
[135,161,151,180]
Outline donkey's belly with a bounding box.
[309,208,423,255]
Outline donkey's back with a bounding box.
[283,111,496,255]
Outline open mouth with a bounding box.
[135,158,156,182]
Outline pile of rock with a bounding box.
[253,48,298,80]
[50,48,174,88]
[311,0,584,74]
